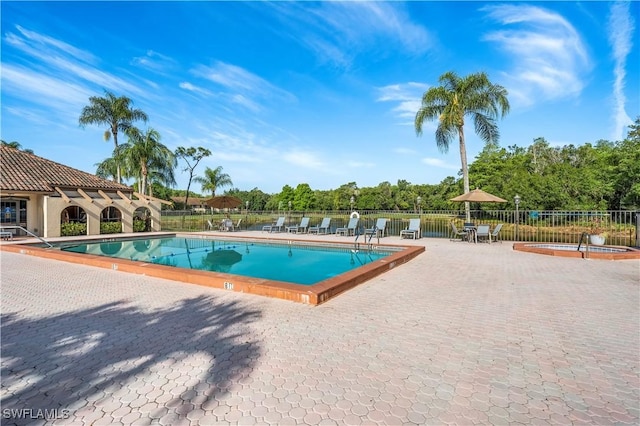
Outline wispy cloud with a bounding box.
[131,50,177,74]
[7,25,96,63]
[266,2,432,69]
[481,5,591,107]
[421,157,459,170]
[607,1,635,140]
[377,82,429,124]
[191,61,296,112]
[1,64,94,122]
[178,82,213,97]
[3,25,148,107]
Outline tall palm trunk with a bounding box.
[458,126,471,221]
[112,125,121,184]
[140,161,148,196]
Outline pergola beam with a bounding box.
[77,188,93,203]
[54,187,71,203]
[117,190,132,204]
[134,192,173,206]
[97,190,113,204]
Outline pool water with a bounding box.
[62,237,390,285]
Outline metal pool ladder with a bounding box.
[0,225,53,248]
[577,232,590,258]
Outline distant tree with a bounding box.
[194,166,233,196]
[293,183,315,210]
[1,140,34,154]
[79,90,148,183]
[119,127,176,196]
[175,146,212,208]
[415,71,510,221]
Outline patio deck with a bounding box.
[1,232,638,425]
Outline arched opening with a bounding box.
[100,206,122,234]
[133,207,152,232]
[60,206,87,236]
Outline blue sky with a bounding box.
[1,1,638,194]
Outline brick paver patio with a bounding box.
[1,234,639,425]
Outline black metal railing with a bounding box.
[160,209,639,247]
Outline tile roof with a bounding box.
[0,146,132,193]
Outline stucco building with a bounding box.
[0,145,167,238]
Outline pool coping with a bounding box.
[0,233,425,305]
[512,242,640,260]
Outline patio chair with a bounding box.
[336,217,359,236]
[308,218,331,234]
[450,222,469,242]
[364,218,388,238]
[475,224,491,243]
[286,217,310,233]
[225,218,242,232]
[207,220,215,231]
[490,223,503,243]
[400,218,421,239]
[262,216,285,233]
[220,219,234,231]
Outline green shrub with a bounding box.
[100,221,122,234]
[61,222,87,236]
[133,219,147,232]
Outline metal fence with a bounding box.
[161,209,640,247]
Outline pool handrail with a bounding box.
[0,225,53,248]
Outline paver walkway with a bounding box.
[1,235,639,425]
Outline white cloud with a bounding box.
[131,50,177,73]
[178,82,213,97]
[1,64,94,118]
[607,1,635,141]
[266,2,432,69]
[282,151,327,169]
[481,4,591,106]
[421,157,459,170]
[377,82,429,124]
[191,61,296,112]
[3,26,148,101]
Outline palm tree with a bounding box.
[119,127,176,196]
[415,71,510,221]
[94,157,119,181]
[194,166,233,197]
[79,90,148,184]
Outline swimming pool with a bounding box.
[61,237,391,285]
[3,234,424,304]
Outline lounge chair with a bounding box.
[490,223,503,243]
[308,218,331,234]
[207,220,215,231]
[400,218,421,239]
[286,217,310,233]
[219,218,233,231]
[224,218,242,232]
[336,217,359,236]
[262,216,285,233]
[450,222,469,242]
[364,218,388,238]
[475,224,491,243]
